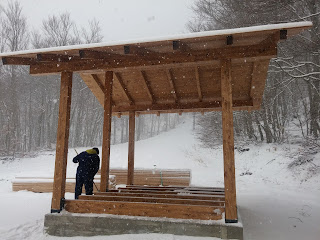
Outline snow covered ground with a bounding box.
[0,119,319,240]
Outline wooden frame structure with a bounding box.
[0,21,311,223]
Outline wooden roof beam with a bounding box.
[114,72,134,105]
[79,50,126,60]
[112,99,253,113]
[2,57,36,65]
[30,44,277,75]
[194,67,203,102]
[140,71,155,104]
[37,54,81,62]
[166,69,178,103]
[91,74,115,106]
[124,45,155,55]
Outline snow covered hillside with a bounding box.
[0,120,319,240]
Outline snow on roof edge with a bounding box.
[0,21,312,58]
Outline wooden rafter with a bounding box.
[166,69,178,103]
[91,74,105,93]
[194,67,203,102]
[140,71,155,103]
[114,72,134,105]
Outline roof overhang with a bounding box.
[0,21,312,114]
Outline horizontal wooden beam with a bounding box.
[79,50,126,60]
[37,54,81,62]
[113,189,225,195]
[124,45,155,55]
[2,57,36,65]
[29,43,277,75]
[64,199,224,220]
[78,195,225,206]
[94,191,225,201]
[111,99,253,113]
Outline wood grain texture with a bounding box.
[127,111,135,185]
[78,195,225,206]
[64,199,224,220]
[51,72,72,211]
[100,71,113,192]
[221,59,238,222]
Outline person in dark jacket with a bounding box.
[73,147,100,199]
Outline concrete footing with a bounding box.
[44,211,243,239]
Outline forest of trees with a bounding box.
[189,0,320,147]
[0,1,319,157]
[0,1,182,157]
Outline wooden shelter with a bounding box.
[0,21,311,223]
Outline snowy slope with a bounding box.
[0,119,319,240]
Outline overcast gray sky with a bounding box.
[2,0,197,42]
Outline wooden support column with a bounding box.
[127,111,135,185]
[51,71,73,213]
[221,59,238,223]
[100,71,113,192]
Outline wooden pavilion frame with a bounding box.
[0,22,311,223]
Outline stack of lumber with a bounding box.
[12,169,191,193]
[66,185,225,220]
[101,169,191,186]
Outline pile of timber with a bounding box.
[12,169,191,193]
[66,185,225,221]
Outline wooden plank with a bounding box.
[78,195,225,206]
[195,67,203,102]
[100,71,113,192]
[124,186,224,191]
[29,44,277,75]
[114,72,134,105]
[112,99,253,113]
[94,191,225,200]
[221,59,238,222]
[127,111,135,185]
[51,72,73,212]
[64,200,224,220]
[116,189,225,195]
[140,71,155,103]
[166,69,178,102]
[37,54,80,62]
[2,57,36,65]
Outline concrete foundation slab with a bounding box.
[44,211,243,239]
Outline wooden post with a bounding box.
[51,71,73,213]
[221,59,238,223]
[100,71,113,192]
[127,111,135,185]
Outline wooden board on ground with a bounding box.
[11,168,191,193]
